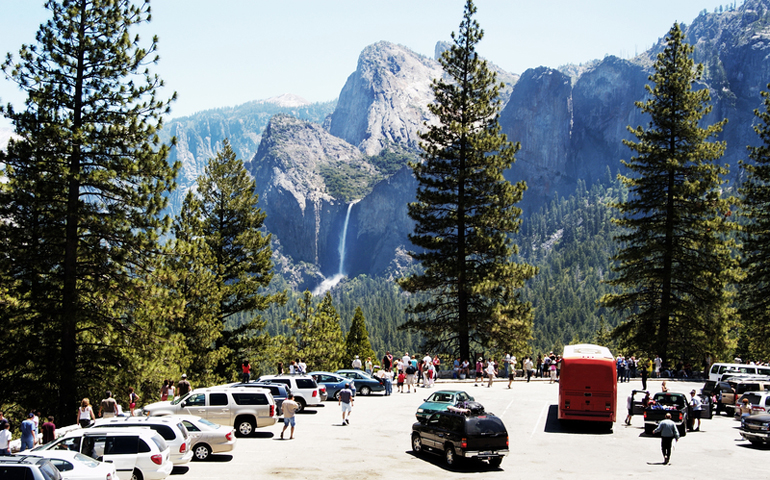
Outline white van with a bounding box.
[708,362,770,381]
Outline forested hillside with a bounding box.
[253,174,627,362]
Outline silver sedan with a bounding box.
[176,415,237,461]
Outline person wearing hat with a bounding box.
[177,374,192,398]
[689,389,703,431]
[351,355,362,370]
[20,413,36,451]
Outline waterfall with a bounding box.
[312,201,357,296]
[338,202,354,275]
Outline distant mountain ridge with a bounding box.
[160,0,770,290]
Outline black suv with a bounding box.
[0,456,62,480]
[411,411,509,468]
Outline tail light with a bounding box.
[605,402,612,411]
[312,390,317,397]
[179,442,187,453]
[151,454,163,465]
[565,400,570,409]
[677,413,682,421]
[461,438,467,449]
[225,431,233,442]
[643,411,647,419]
[506,436,509,447]
[106,474,112,480]
[270,405,275,417]
[320,386,327,394]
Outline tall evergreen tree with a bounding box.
[739,84,770,361]
[0,0,179,420]
[398,0,536,362]
[176,139,285,381]
[344,306,377,365]
[601,24,739,367]
[283,291,345,372]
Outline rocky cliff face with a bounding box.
[327,42,443,155]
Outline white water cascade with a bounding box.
[312,201,357,296]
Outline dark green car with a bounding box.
[416,390,474,422]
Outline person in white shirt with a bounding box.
[351,356,362,369]
[486,361,497,388]
[0,422,11,456]
[507,356,517,388]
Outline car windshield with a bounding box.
[171,393,191,406]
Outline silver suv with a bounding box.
[142,386,277,436]
[255,374,322,412]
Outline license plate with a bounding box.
[479,451,493,455]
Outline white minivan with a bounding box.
[35,427,173,480]
[708,362,770,381]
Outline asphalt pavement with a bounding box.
[173,377,768,480]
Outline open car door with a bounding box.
[631,390,648,416]
[695,393,713,419]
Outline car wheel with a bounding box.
[296,397,306,412]
[360,386,371,396]
[236,417,255,437]
[488,457,503,468]
[333,391,340,401]
[131,469,143,480]
[444,445,457,467]
[748,438,762,445]
[193,443,211,461]
[411,433,423,453]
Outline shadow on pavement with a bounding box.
[194,454,233,463]
[543,405,613,434]
[404,450,503,472]
[171,466,189,475]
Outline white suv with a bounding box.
[36,427,173,480]
[91,416,193,465]
[255,374,322,412]
[142,386,277,437]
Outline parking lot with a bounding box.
[174,378,767,480]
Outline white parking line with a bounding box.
[531,401,550,437]
[501,397,515,417]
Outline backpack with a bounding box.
[406,365,416,375]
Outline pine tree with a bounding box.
[344,306,377,365]
[738,83,770,361]
[0,0,179,420]
[600,24,739,367]
[177,139,286,381]
[310,292,346,372]
[398,0,536,362]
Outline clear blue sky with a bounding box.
[0,0,716,122]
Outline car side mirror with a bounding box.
[180,401,187,408]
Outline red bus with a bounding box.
[558,344,617,425]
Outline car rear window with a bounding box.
[296,379,317,389]
[106,436,139,455]
[232,393,268,405]
[466,415,507,435]
[36,460,62,480]
[150,433,168,452]
[742,393,764,405]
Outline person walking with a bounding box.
[177,375,191,397]
[523,356,533,382]
[0,422,11,455]
[507,356,517,388]
[653,412,680,464]
[77,398,95,427]
[20,413,36,451]
[99,391,118,418]
[382,368,393,396]
[689,390,703,431]
[128,387,140,416]
[641,361,649,391]
[486,360,497,388]
[338,383,354,425]
[280,393,299,440]
[41,416,56,444]
[624,392,634,425]
[475,357,484,386]
[160,380,170,401]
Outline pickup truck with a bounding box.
[643,392,690,436]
